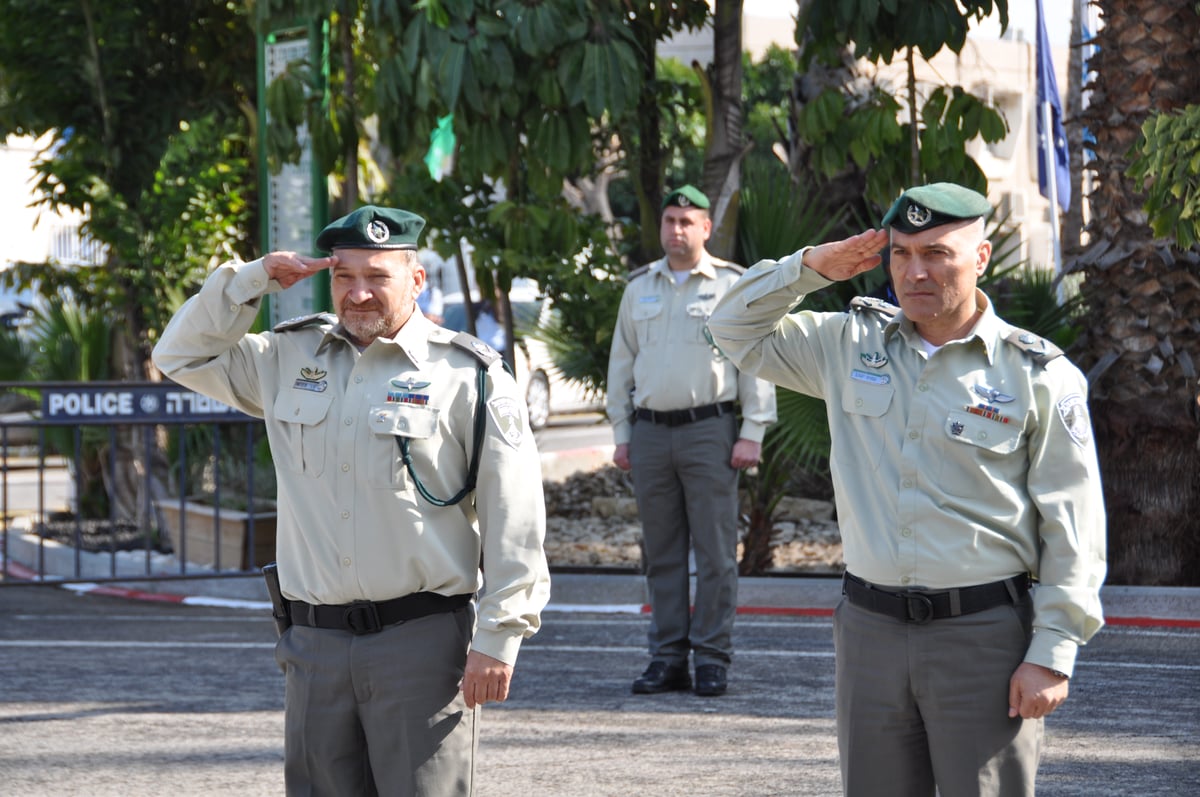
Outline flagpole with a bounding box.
[1040,98,1063,281]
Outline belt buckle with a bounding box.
[344,601,383,634]
[900,591,934,625]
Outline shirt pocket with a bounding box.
[368,403,440,488]
[939,409,1026,497]
[840,380,894,470]
[685,299,716,344]
[272,391,334,477]
[632,301,664,345]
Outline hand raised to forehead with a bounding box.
[803,229,890,282]
[263,252,338,290]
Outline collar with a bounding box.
[885,289,1002,364]
[650,251,719,281]
[318,311,441,365]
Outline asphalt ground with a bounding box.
[1,576,1198,797]
[5,448,1200,794]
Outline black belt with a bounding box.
[635,401,736,427]
[842,572,1030,625]
[286,592,472,635]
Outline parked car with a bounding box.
[439,286,603,430]
[0,282,35,330]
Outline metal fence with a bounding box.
[1,381,272,587]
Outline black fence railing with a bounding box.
[1,381,273,587]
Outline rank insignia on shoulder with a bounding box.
[850,295,900,319]
[449,331,502,368]
[1004,328,1063,366]
[274,312,337,333]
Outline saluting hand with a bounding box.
[802,229,890,282]
[461,649,514,709]
[263,252,338,290]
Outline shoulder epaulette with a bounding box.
[1003,328,1063,366]
[711,258,746,274]
[849,296,899,320]
[449,331,502,368]
[273,312,337,333]
[626,264,651,282]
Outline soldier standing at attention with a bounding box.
[706,183,1106,796]
[607,185,777,698]
[153,205,550,796]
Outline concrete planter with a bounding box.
[154,498,276,570]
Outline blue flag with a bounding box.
[1036,0,1070,211]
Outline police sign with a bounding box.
[41,384,253,423]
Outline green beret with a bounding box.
[315,205,426,252]
[662,184,710,211]
[880,183,992,234]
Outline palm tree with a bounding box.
[1069,1,1200,585]
[702,0,748,260]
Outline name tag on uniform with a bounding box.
[850,369,890,385]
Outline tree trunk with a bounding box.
[702,0,745,261]
[739,503,776,576]
[1070,0,1200,585]
[337,1,359,211]
[631,22,664,267]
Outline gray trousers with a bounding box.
[275,605,478,797]
[629,412,739,668]
[833,594,1042,797]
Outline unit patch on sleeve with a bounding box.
[488,396,525,448]
[1056,393,1092,447]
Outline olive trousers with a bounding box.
[275,605,478,796]
[834,595,1042,797]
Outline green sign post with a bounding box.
[256,19,330,324]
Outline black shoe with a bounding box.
[631,661,692,694]
[694,664,728,697]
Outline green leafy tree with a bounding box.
[256,0,708,385]
[0,1,258,524]
[0,0,257,378]
[1127,103,1200,249]
[787,0,1009,210]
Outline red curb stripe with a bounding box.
[650,601,1200,628]
[3,560,189,603]
[1104,615,1200,629]
[76,584,186,603]
[7,567,1199,628]
[737,606,835,617]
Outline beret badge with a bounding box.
[906,204,933,228]
[366,219,390,244]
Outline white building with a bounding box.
[0,133,100,268]
[663,1,1078,273]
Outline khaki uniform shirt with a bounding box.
[706,249,1106,676]
[152,259,550,665]
[606,254,777,445]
